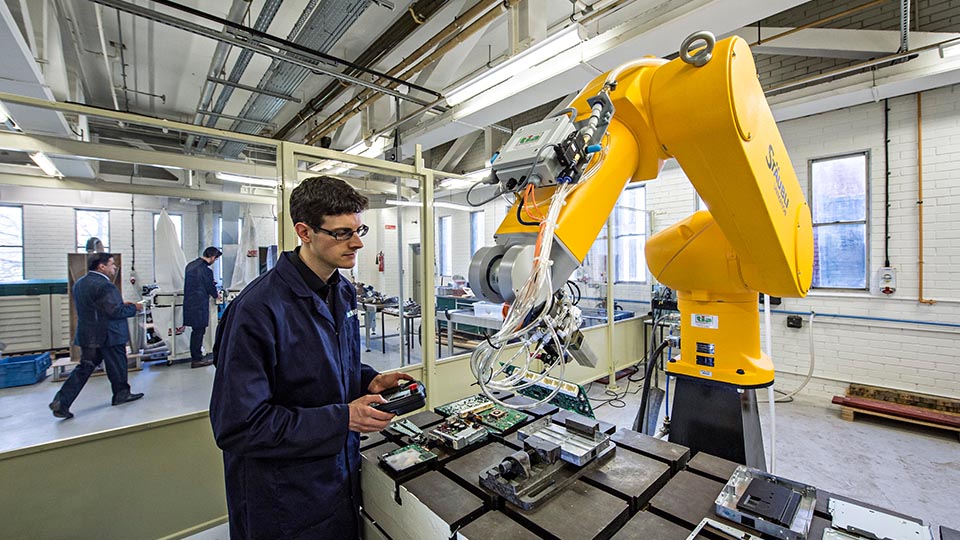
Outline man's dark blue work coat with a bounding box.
[210,251,378,540]
[73,271,136,347]
[182,257,217,328]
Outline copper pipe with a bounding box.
[749,0,888,47]
[303,0,508,144]
[917,92,936,304]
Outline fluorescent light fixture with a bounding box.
[215,171,278,188]
[28,152,63,177]
[385,200,474,212]
[939,38,960,58]
[0,100,22,132]
[444,25,582,106]
[307,137,389,173]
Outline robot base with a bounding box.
[668,376,766,471]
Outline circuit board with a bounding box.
[430,417,488,450]
[435,394,495,417]
[379,444,437,474]
[473,405,530,435]
[435,394,530,434]
[502,366,595,418]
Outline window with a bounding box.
[612,185,646,283]
[0,206,24,281]
[810,153,868,289]
[76,210,110,252]
[154,214,183,247]
[696,193,706,211]
[470,211,485,256]
[438,215,452,276]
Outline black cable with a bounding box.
[638,340,670,434]
[516,197,539,226]
[466,181,506,207]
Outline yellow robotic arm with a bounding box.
[468,33,812,392]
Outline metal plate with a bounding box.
[504,480,630,540]
[581,445,671,512]
[649,470,726,528]
[610,428,690,473]
[403,471,485,530]
[551,410,615,435]
[686,452,740,484]
[828,499,934,540]
[611,511,692,540]
[715,466,817,540]
[456,510,541,540]
[443,441,517,500]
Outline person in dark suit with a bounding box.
[183,246,221,368]
[49,253,144,419]
[210,177,412,539]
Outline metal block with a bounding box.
[504,479,629,540]
[443,441,517,502]
[610,428,690,473]
[403,471,486,532]
[581,446,671,512]
[941,526,960,540]
[360,430,388,451]
[648,470,725,528]
[686,452,739,484]
[504,394,560,417]
[611,511,691,540]
[403,410,445,429]
[551,410,616,435]
[457,510,541,540]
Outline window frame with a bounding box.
[0,205,24,281]
[75,209,111,253]
[470,210,485,257]
[808,150,870,291]
[612,184,647,284]
[438,215,453,277]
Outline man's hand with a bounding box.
[126,301,144,312]
[348,394,396,433]
[367,371,415,394]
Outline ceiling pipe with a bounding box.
[89,0,441,111]
[305,0,518,145]
[916,92,935,305]
[182,0,249,152]
[193,0,284,152]
[748,0,886,48]
[275,0,450,140]
[94,3,120,111]
[303,0,504,143]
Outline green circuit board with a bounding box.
[474,405,530,434]
[503,366,595,418]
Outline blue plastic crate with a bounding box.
[0,352,52,388]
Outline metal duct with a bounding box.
[182,0,249,152]
[275,0,449,140]
[215,0,375,158]
[193,0,284,152]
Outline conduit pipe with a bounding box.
[94,4,120,111]
[182,0,249,151]
[917,92,936,305]
[748,0,886,48]
[305,0,518,144]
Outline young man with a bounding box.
[210,176,412,540]
[182,246,221,368]
[50,253,144,419]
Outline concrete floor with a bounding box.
[585,378,960,532]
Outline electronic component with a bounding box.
[378,444,437,474]
[435,394,531,434]
[435,394,494,417]
[502,366,595,418]
[429,417,488,450]
[715,466,816,540]
[371,380,426,416]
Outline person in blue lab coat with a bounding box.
[49,253,144,419]
[210,176,413,540]
[183,246,221,368]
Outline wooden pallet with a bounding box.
[833,395,960,441]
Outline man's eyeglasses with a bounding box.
[316,224,369,241]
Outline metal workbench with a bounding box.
[359,408,934,540]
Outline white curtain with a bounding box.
[229,208,259,290]
[154,209,188,293]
